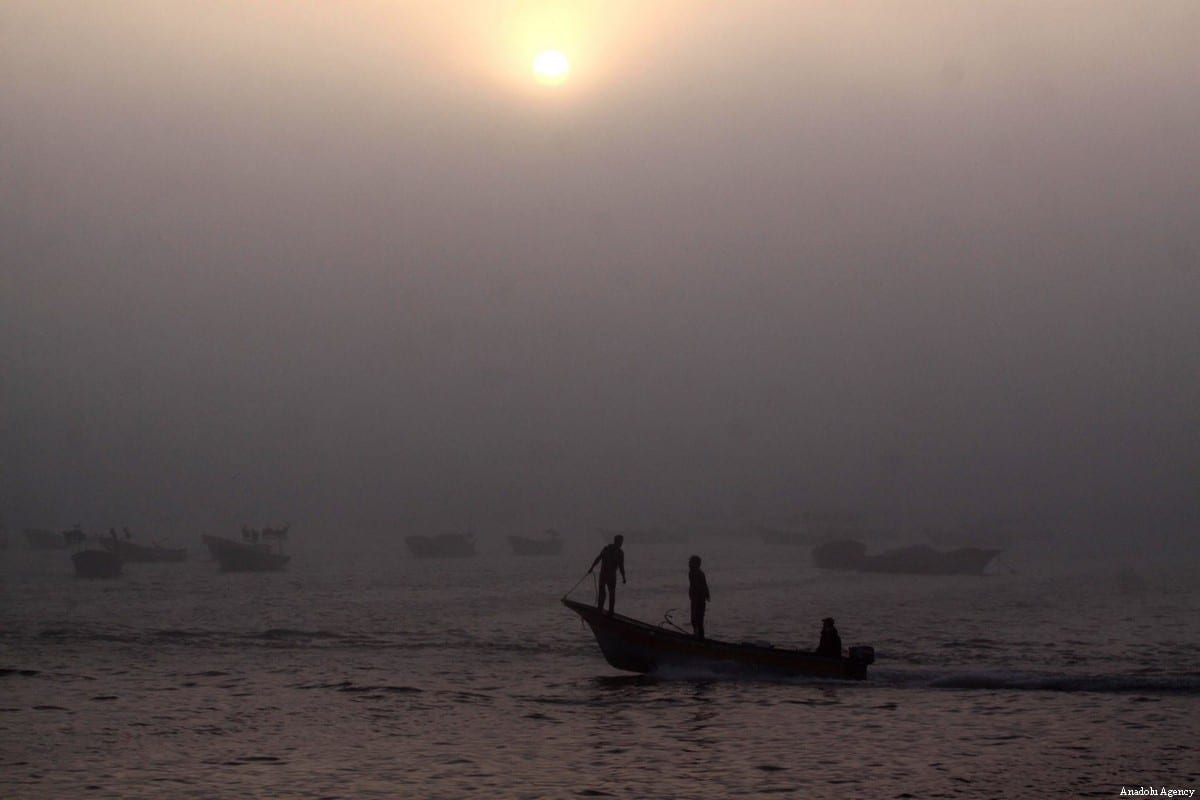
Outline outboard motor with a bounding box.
[848,645,875,665]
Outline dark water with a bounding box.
[2,537,1197,799]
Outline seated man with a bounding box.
[815,617,842,658]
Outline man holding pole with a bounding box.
[588,535,626,615]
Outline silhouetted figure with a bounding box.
[589,535,626,615]
[123,527,131,540]
[816,617,842,658]
[109,527,118,540]
[688,555,710,639]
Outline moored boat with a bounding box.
[72,549,123,578]
[562,598,873,680]
[201,534,289,572]
[405,533,476,558]
[508,529,563,556]
[812,539,1001,575]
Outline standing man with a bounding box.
[688,555,710,639]
[589,534,626,615]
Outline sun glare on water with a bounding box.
[532,49,570,85]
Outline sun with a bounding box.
[532,50,570,86]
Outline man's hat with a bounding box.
[822,617,835,624]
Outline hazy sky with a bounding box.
[2,1,1197,537]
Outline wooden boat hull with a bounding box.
[72,550,123,578]
[563,599,870,680]
[100,539,188,563]
[405,535,475,558]
[813,540,1001,575]
[201,534,289,572]
[508,535,563,556]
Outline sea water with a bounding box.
[1,536,1196,798]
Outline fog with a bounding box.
[3,2,1197,547]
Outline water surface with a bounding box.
[2,537,1196,798]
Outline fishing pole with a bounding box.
[562,569,596,600]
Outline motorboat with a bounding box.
[562,598,873,680]
[201,534,289,572]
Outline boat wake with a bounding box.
[872,667,1200,694]
[641,663,863,686]
[583,665,1200,694]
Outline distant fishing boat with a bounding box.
[562,598,874,680]
[405,533,475,558]
[812,540,1001,575]
[71,549,123,578]
[508,529,563,556]
[60,526,122,577]
[201,534,289,572]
